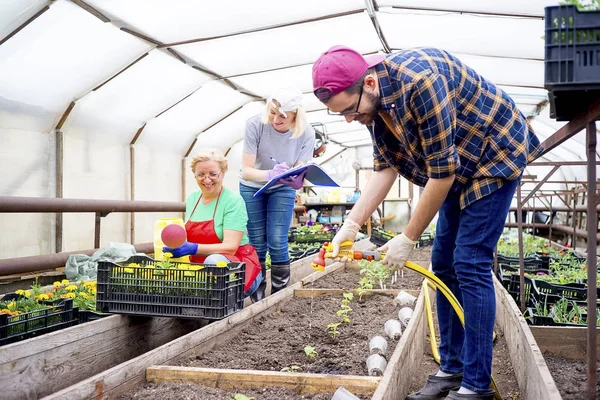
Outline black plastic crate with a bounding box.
[370,228,396,247]
[498,263,549,275]
[533,279,589,302]
[0,297,76,346]
[417,233,434,248]
[524,308,582,327]
[96,255,245,320]
[74,309,108,324]
[544,5,600,120]
[497,254,545,270]
[507,274,537,308]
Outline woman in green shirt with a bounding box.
[163,149,261,296]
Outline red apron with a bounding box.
[185,190,261,293]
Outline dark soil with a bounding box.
[543,352,600,400]
[182,293,402,375]
[119,255,413,400]
[119,383,363,400]
[117,245,524,400]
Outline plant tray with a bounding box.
[96,255,245,320]
[74,309,109,324]
[533,279,589,302]
[507,274,537,308]
[544,5,600,120]
[0,297,76,346]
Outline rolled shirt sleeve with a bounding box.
[410,73,460,178]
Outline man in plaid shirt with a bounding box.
[313,46,542,400]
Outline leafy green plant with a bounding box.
[229,394,254,400]
[326,322,341,339]
[281,365,303,373]
[304,345,318,360]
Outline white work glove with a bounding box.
[330,219,361,262]
[378,232,418,271]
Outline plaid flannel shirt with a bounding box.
[369,48,543,209]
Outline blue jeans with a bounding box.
[204,254,262,297]
[431,178,519,393]
[239,183,296,263]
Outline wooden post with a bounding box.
[55,129,63,253]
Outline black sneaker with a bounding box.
[406,373,463,400]
[445,389,496,400]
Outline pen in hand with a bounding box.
[270,156,281,165]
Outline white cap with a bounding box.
[268,87,303,118]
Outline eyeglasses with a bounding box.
[195,172,221,180]
[314,86,363,117]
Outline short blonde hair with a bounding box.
[261,100,308,139]
[190,149,228,173]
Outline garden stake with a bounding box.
[311,242,502,400]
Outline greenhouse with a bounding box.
[0,1,599,399]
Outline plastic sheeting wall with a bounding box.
[0,129,55,258]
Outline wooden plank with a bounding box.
[0,315,203,400]
[41,256,330,400]
[294,288,419,298]
[146,366,380,395]
[494,276,562,400]
[530,326,600,361]
[372,283,428,400]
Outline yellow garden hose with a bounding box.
[405,261,501,400]
[422,279,441,364]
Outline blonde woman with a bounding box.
[240,87,315,302]
[164,149,261,296]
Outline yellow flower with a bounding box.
[37,294,49,301]
[163,252,173,259]
[78,293,89,299]
[123,268,135,273]
[15,289,24,296]
[46,292,54,298]
[53,281,62,288]
[24,290,31,298]
[61,279,70,285]
[65,285,78,292]
[64,293,76,299]
[7,302,16,310]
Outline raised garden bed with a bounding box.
[34,237,564,400]
[177,291,406,375]
[44,239,427,400]
[0,249,327,400]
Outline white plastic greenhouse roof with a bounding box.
[1,0,598,187]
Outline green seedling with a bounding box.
[304,345,318,359]
[229,394,254,400]
[357,276,374,301]
[281,365,303,373]
[327,322,341,339]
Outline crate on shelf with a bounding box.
[370,227,397,247]
[0,297,76,346]
[96,255,245,320]
[544,5,600,120]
